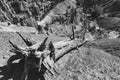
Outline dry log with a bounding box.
[10,34,85,59]
[15,37,120,62]
[9,33,87,76]
[52,40,87,62]
[39,40,87,65]
[43,38,120,64]
[53,40,74,49]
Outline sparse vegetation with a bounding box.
[1,0,120,80]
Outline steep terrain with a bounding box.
[1,0,120,80]
[0,31,120,80]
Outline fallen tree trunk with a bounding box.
[51,38,120,62]
[9,32,120,78]
[9,34,87,77]
[40,39,87,63]
[54,40,87,62]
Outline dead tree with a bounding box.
[8,32,86,80]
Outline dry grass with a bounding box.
[47,47,120,80]
[0,32,120,80]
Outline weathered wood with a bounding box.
[53,40,73,49]
[16,32,33,47]
[54,40,87,62]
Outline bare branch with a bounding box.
[9,40,25,51]
[37,37,48,51]
[27,37,48,50]
[16,32,33,47]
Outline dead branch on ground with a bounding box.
[8,32,86,80]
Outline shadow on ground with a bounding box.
[0,60,46,80]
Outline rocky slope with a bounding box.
[0,31,120,80]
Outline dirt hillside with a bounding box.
[0,31,120,80]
